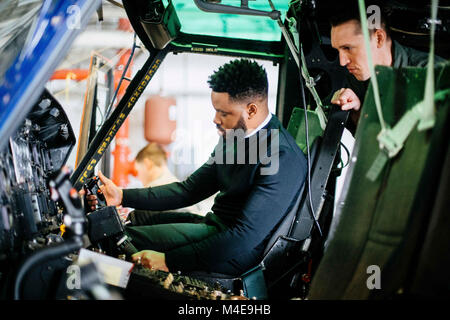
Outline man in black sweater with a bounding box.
[88,59,307,276]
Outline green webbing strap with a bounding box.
[358,0,389,181]
[435,88,450,102]
[287,17,327,130]
[300,44,328,130]
[358,0,387,132]
[418,0,438,130]
[268,0,327,130]
[364,0,440,181]
[289,17,323,109]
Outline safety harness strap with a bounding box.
[287,17,327,130]
[364,0,440,181]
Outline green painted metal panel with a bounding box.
[308,62,450,299]
[287,107,324,154]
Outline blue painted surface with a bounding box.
[0,0,100,149]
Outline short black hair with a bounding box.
[329,1,391,38]
[207,59,268,102]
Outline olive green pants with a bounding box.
[124,210,223,252]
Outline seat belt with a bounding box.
[361,0,442,181]
[268,0,327,130]
[288,17,328,131]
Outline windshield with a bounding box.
[0,0,43,81]
[167,0,290,41]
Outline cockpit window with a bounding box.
[166,0,289,41]
[0,0,43,81]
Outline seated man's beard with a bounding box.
[233,116,248,132]
[216,116,248,139]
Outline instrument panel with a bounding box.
[0,89,75,258]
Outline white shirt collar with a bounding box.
[245,113,272,138]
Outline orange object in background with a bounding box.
[50,69,90,81]
[111,49,134,188]
[111,18,137,188]
[144,95,177,145]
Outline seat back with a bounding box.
[259,107,348,298]
[262,137,320,257]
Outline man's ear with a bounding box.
[374,28,387,48]
[143,158,155,170]
[246,103,258,119]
